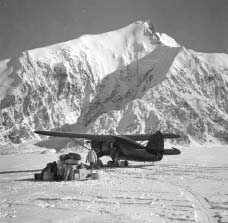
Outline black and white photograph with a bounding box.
[0,0,228,222]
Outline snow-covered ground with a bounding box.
[0,145,228,223]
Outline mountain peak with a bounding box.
[136,19,156,34]
[0,21,228,146]
[135,20,180,47]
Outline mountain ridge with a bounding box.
[0,20,228,147]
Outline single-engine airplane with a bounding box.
[34,130,181,164]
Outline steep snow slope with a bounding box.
[82,47,228,145]
[0,20,228,147]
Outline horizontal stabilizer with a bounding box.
[163,133,180,139]
[163,147,181,155]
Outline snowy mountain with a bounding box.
[0,20,228,147]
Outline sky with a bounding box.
[0,0,227,60]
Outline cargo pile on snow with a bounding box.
[34,152,99,181]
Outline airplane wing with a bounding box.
[34,130,146,150]
[121,133,180,141]
[34,130,115,142]
[34,130,180,142]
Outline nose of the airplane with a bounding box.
[163,147,181,155]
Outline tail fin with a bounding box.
[146,131,164,160]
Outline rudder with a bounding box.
[146,131,164,160]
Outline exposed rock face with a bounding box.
[0,20,228,146]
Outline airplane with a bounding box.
[34,130,181,165]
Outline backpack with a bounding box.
[42,161,58,181]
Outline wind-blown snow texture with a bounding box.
[0,20,228,146]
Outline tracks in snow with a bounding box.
[113,164,218,223]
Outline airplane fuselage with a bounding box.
[91,140,163,162]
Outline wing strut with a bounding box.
[71,139,91,151]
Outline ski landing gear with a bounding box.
[107,160,129,167]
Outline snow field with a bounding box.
[0,145,228,222]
